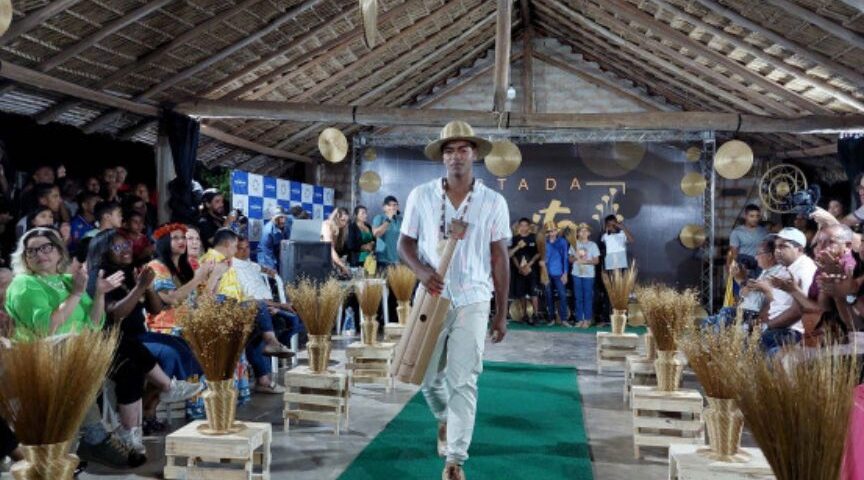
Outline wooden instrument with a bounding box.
[390,219,467,385]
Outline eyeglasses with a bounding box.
[24,243,56,258]
[111,242,132,253]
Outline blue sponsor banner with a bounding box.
[231,171,248,195]
[263,177,277,198]
[248,197,264,219]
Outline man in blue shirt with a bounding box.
[541,222,570,326]
[372,196,402,269]
[257,206,292,272]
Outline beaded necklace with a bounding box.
[439,177,476,240]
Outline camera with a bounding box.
[784,184,821,216]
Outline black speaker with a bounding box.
[279,240,332,284]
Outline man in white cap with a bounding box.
[756,227,817,354]
[257,205,292,272]
[399,120,511,480]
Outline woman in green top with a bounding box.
[6,227,124,339]
[346,205,376,267]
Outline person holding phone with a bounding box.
[601,215,634,272]
[372,195,402,270]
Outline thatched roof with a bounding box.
[0,0,861,175]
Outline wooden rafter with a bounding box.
[520,0,534,114]
[650,0,864,111]
[837,0,864,14]
[492,0,514,112]
[764,0,864,52]
[690,0,864,90]
[0,0,83,47]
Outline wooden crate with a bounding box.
[163,420,271,480]
[632,386,704,460]
[345,341,395,392]
[669,444,775,480]
[596,332,640,373]
[283,366,349,435]
[383,323,405,342]
[624,355,656,405]
[155,400,187,422]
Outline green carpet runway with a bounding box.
[507,321,647,335]
[339,362,594,480]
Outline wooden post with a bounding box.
[519,0,533,114]
[492,0,513,112]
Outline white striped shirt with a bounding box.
[401,178,511,308]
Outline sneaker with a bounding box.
[142,416,166,435]
[442,463,466,480]
[437,422,447,457]
[76,433,147,469]
[115,426,146,455]
[159,379,205,404]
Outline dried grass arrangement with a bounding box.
[177,294,256,381]
[602,262,638,311]
[357,279,384,318]
[678,324,749,399]
[387,264,417,303]
[722,345,857,480]
[636,285,698,351]
[286,277,345,335]
[0,329,118,446]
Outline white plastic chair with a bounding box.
[264,273,299,373]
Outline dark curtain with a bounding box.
[160,110,199,224]
[838,135,864,208]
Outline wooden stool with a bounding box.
[596,332,640,373]
[383,323,405,342]
[624,355,656,405]
[345,341,395,392]
[632,386,704,460]
[163,420,271,480]
[669,444,775,479]
[283,366,350,435]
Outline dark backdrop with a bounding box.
[358,142,704,287]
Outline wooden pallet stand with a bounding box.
[346,341,396,392]
[632,386,704,460]
[155,400,186,422]
[283,366,350,435]
[596,332,640,373]
[163,420,271,480]
[624,354,656,405]
[669,444,775,480]
[383,323,405,342]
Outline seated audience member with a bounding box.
[4,228,146,468]
[509,218,540,325]
[145,224,214,333]
[76,201,123,261]
[197,189,228,249]
[542,222,570,326]
[257,206,290,272]
[0,268,13,338]
[84,176,101,195]
[115,165,130,194]
[322,207,351,276]
[289,205,310,220]
[827,198,846,220]
[86,230,203,455]
[185,225,202,270]
[122,211,154,266]
[756,228,817,354]
[60,177,81,218]
[101,167,121,203]
[25,206,54,231]
[235,237,306,348]
[346,205,375,268]
[16,164,55,214]
[70,192,100,251]
[569,223,600,328]
[199,228,288,393]
[840,173,864,228]
[15,183,63,238]
[706,239,782,329]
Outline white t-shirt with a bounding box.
[401,178,511,308]
[602,231,628,254]
[232,257,274,301]
[766,254,817,333]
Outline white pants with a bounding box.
[421,301,489,465]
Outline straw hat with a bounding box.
[424,120,493,161]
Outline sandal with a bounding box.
[253,383,286,394]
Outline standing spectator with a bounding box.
[197,189,230,249]
[569,223,600,328]
[60,178,81,218]
[257,206,290,272]
[321,207,350,276]
[133,182,157,230]
[827,198,845,220]
[123,196,153,236]
[115,165,130,193]
[728,205,768,267]
[69,192,100,252]
[842,173,864,227]
[371,196,402,270]
[601,215,634,271]
[542,222,569,326]
[101,167,121,203]
[122,211,154,267]
[346,205,375,268]
[509,218,540,325]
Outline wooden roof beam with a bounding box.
[690,0,864,91]
[837,0,864,14]
[0,0,83,47]
[600,0,834,115]
[492,0,514,112]
[520,0,535,114]
[764,0,864,51]
[649,0,864,112]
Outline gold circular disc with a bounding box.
[580,142,645,177]
[359,0,378,49]
[363,147,376,161]
[318,128,348,163]
[358,170,381,193]
[680,172,707,196]
[484,140,522,177]
[679,224,707,249]
[0,0,11,37]
[714,140,753,179]
[685,146,701,162]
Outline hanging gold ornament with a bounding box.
[714,140,753,179]
[679,224,707,249]
[318,128,348,163]
[685,146,701,162]
[680,172,707,196]
[358,171,381,193]
[363,148,377,161]
[484,140,522,177]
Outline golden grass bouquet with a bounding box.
[0,329,118,445]
[357,279,384,318]
[678,324,751,399]
[637,285,698,351]
[286,277,345,335]
[177,294,256,381]
[602,262,638,311]
[387,264,417,302]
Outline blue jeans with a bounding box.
[213,296,275,380]
[273,310,306,347]
[572,276,595,321]
[138,332,202,380]
[545,275,568,321]
[760,328,802,356]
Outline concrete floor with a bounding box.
[32,328,740,480]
